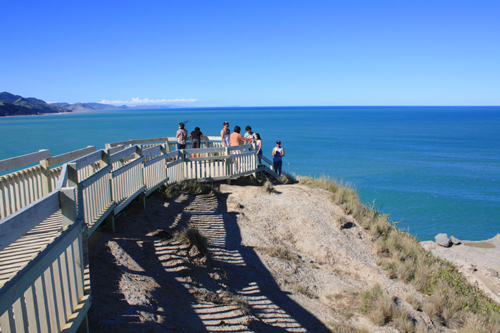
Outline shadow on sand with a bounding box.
[87,188,329,332]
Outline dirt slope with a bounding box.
[87,183,437,332]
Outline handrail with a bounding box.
[0,149,50,173]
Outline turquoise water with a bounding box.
[1,107,499,241]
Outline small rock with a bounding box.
[450,236,462,245]
[435,233,451,247]
[487,268,499,277]
[467,266,477,273]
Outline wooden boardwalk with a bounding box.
[0,136,279,332]
[0,210,63,288]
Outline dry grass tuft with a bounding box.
[360,285,416,331]
[174,227,209,257]
[291,283,317,299]
[262,180,278,194]
[255,245,299,263]
[160,181,219,200]
[278,172,298,184]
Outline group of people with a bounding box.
[175,121,285,176]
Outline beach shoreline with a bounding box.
[421,234,500,304]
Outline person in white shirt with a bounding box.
[244,126,256,150]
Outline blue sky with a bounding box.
[1,0,499,106]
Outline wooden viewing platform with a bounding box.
[0,136,280,333]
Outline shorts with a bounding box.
[257,150,263,156]
[273,160,282,171]
[177,143,186,150]
[192,139,200,149]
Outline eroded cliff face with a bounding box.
[88,182,492,332]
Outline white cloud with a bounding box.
[100,97,198,105]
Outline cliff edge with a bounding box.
[86,181,499,332]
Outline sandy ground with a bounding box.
[87,183,440,332]
[421,235,500,304]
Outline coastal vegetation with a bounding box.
[297,175,500,331]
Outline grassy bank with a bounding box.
[297,176,500,331]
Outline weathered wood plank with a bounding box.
[106,145,125,155]
[143,154,167,168]
[80,165,111,189]
[141,145,162,157]
[0,221,84,316]
[108,137,171,147]
[184,156,230,162]
[73,151,103,171]
[0,150,51,174]
[109,146,137,164]
[205,136,221,141]
[61,294,91,333]
[111,157,144,178]
[228,144,251,152]
[85,203,115,237]
[56,164,69,190]
[182,147,225,154]
[114,185,146,215]
[47,147,96,168]
[0,191,59,252]
[166,159,183,168]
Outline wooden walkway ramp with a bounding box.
[0,136,273,333]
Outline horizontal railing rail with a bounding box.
[0,147,97,220]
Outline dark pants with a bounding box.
[273,160,282,173]
[177,143,186,150]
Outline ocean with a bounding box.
[1,106,499,241]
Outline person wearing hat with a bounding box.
[272,140,285,176]
[220,121,230,147]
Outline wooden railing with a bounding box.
[0,136,260,333]
[0,181,89,333]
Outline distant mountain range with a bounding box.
[51,102,127,112]
[0,92,195,117]
[0,92,70,116]
[0,92,127,117]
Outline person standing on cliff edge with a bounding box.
[272,140,285,176]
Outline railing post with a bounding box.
[103,149,115,233]
[204,136,210,150]
[39,149,52,196]
[60,187,77,227]
[225,147,231,184]
[180,149,186,181]
[137,146,147,210]
[160,145,169,184]
[67,162,84,223]
[165,139,171,153]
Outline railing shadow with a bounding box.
[87,194,208,332]
[87,187,329,332]
[178,190,328,331]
